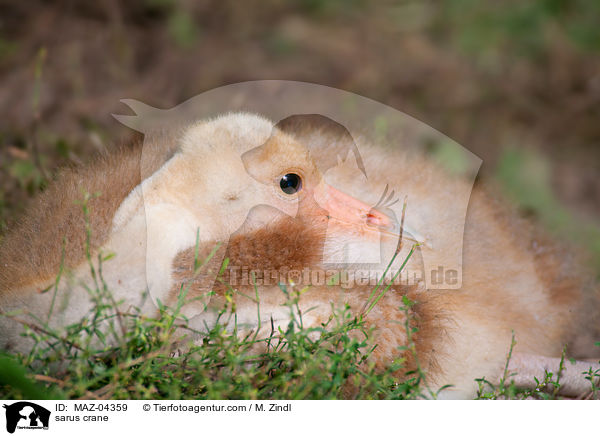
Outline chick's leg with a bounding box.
[508,352,600,397]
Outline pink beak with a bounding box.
[313,183,394,235]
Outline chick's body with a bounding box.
[0,112,595,399]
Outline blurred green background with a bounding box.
[0,0,599,274]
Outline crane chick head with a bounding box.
[159,112,395,267]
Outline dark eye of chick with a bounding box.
[279,173,302,195]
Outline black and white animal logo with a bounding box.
[2,402,50,434]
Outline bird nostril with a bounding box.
[366,213,380,226]
[366,210,391,229]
